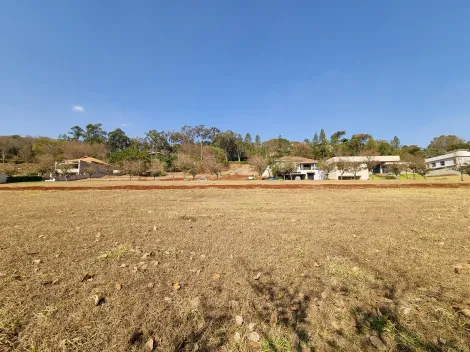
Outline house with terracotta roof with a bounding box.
[54,157,109,179]
[262,156,324,180]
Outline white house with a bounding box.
[54,157,109,179]
[326,156,401,180]
[0,174,7,184]
[262,157,324,180]
[425,150,470,171]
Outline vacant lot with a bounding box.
[1,188,469,351]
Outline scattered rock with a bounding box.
[351,266,359,272]
[140,264,148,271]
[438,337,446,345]
[321,291,328,300]
[120,263,128,268]
[200,254,206,260]
[147,282,155,288]
[190,296,200,309]
[153,226,157,231]
[115,283,122,290]
[141,252,153,259]
[164,297,172,303]
[212,272,221,281]
[173,282,181,291]
[369,335,386,350]
[254,272,262,280]
[145,338,155,351]
[81,273,94,282]
[438,241,444,246]
[270,311,278,326]
[235,315,244,325]
[454,265,463,274]
[234,332,241,342]
[152,261,159,266]
[93,294,105,306]
[98,253,108,259]
[132,266,138,273]
[32,259,42,265]
[38,235,46,239]
[313,262,320,267]
[403,307,411,315]
[247,332,260,342]
[248,322,256,331]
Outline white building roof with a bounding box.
[326,156,400,163]
[425,150,470,162]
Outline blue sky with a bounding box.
[1,0,470,147]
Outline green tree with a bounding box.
[391,136,401,151]
[107,128,131,152]
[84,124,107,144]
[68,126,85,141]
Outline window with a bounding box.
[440,161,445,166]
[431,163,436,167]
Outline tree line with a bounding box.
[0,123,469,178]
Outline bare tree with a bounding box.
[189,161,202,180]
[348,160,365,180]
[453,153,470,182]
[35,155,56,176]
[335,159,348,180]
[203,155,224,179]
[0,163,18,177]
[82,162,103,180]
[148,159,166,180]
[59,164,75,181]
[248,156,269,179]
[175,153,193,179]
[318,159,334,180]
[364,156,378,179]
[271,160,296,180]
[388,164,402,180]
[121,160,148,180]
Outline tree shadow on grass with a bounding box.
[244,265,322,351]
[171,298,231,352]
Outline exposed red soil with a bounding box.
[2,183,470,191]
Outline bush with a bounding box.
[7,175,43,183]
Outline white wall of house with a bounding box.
[425,150,470,170]
[325,156,400,180]
[329,168,369,180]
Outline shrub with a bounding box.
[7,175,43,183]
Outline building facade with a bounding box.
[425,150,470,171]
[326,156,401,180]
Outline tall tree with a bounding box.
[107,129,131,153]
[68,126,85,141]
[84,124,107,144]
[390,136,401,151]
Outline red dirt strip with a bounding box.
[1,183,470,191]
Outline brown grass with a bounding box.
[1,188,470,351]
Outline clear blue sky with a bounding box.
[1,1,470,147]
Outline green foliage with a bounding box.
[7,175,43,183]
[107,149,150,165]
[107,128,131,152]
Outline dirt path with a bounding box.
[1,183,470,191]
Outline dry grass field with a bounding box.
[1,187,470,351]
